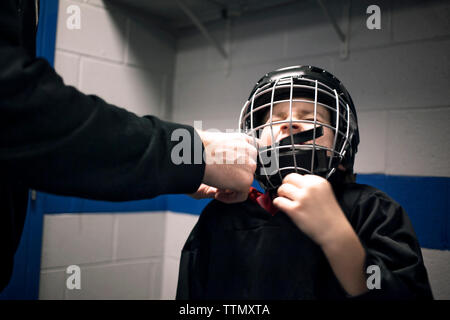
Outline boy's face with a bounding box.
[259,99,334,152]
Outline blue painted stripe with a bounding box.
[42,184,260,215]
[166,194,213,215]
[35,0,58,65]
[0,193,45,300]
[41,174,450,250]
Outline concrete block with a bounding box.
[349,0,392,50]
[334,39,450,111]
[230,14,285,67]
[115,213,166,260]
[284,4,341,59]
[386,108,450,177]
[56,0,126,62]
[204,22,232,72]
[160,212,199,300]
[40,214,114,268]
[126,19,175,74]
[164,212,198,259]
[87,0,105,8]
[353,110,388,174]
[172,71,230,129]
[161,256,181,300]
[53,50,80,88]
[284,0,390,58]
[79,57,162,117]
[160,73,174,121]
[64,260,162,299]
[175,30,209,76]
[39,270,66,300]
[176,20,243,75]
[393,0,450,42]
[421,248,450,300]
[148,259,163,299]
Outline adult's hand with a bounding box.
[191,130,259,203]
[189,183,249,204]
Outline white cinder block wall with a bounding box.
[39,0,176,299]
[40,0,450,299]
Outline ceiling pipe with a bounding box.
[176,0,228,59]
[316,0,346,42]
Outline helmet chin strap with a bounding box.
[255,126,335,193]
[278,126,324,147]
[257,126,324,154]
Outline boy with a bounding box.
[176,66,433,299]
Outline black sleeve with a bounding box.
[345,189,434,300]
[0,42,205,201]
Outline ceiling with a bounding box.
[107,0,438,33]
[109,0,307,30]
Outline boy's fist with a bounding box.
[273,173,351,247]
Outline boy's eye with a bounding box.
[266,116,282,123]
[305,116,325,122]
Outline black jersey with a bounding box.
[176,182,433,300]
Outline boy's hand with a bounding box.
[273,173,352,247]
[189,184,249,204]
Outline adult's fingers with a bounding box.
[188,184,218,199]
[243,134,263,149]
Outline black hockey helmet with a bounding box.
[239,65,359,192]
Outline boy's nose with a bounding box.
[280,121,303,135]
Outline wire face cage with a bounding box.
[239,65,359,192]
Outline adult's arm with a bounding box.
[0,42,205,201]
